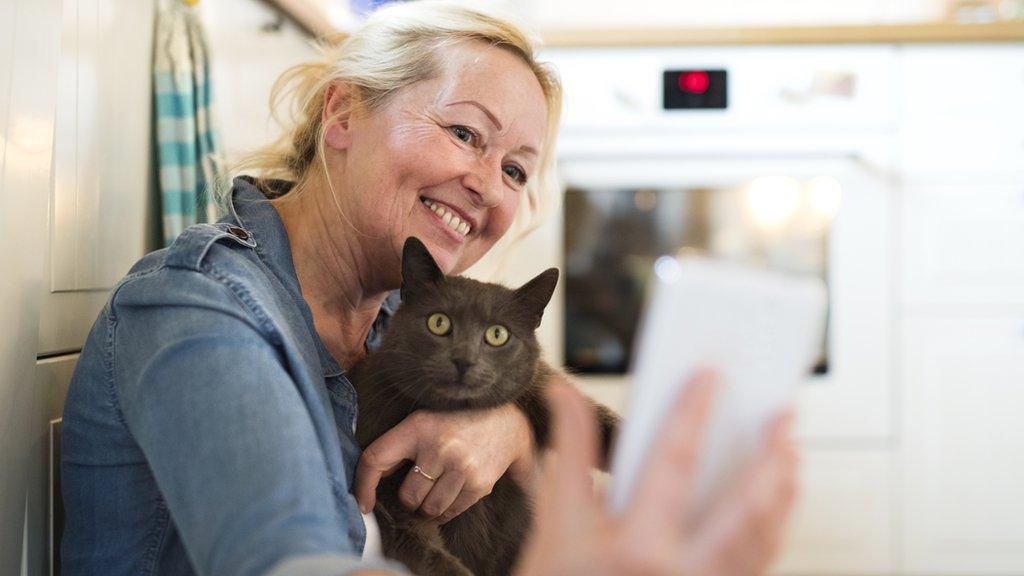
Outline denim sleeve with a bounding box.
[111,269,406,576]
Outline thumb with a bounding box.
[355,421,418,513]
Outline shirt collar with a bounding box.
[226,176,399,378]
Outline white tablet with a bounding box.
[608,257,827,521]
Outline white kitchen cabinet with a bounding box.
[772,449,894,576]
[901,316,1024,575]
[40,0,157,356]
[901,184,1024,307]
[898,44,1024,576]
[899,45,1024,179]
[2,0,153,573]
[0,0,62,574]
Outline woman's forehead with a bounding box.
[425,44,547,138]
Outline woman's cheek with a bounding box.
[493,190,521,235]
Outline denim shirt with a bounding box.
[61,177,407,576]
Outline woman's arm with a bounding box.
[354,403,535,523]
[353,366,620,523]
[112,271,407,576]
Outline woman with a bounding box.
[60,2,798,575]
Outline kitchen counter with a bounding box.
[540,21,1024,47]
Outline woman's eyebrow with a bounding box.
[446,100,539,156]
[447,100,503,131]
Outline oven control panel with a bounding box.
[663,69,727,109]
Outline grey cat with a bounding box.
[349,237,619,576]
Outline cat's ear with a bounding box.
[513,268,559,329]
[401,237,444,300]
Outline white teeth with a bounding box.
[422,197,472,236]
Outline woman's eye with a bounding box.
[484,325,509,347]
[427,313,452,336]
[449,125,476,145]
[503,164,527,185]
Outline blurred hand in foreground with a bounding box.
[513,371,799,576]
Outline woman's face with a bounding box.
[326,41,548,279]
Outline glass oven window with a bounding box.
[564,183,832,375]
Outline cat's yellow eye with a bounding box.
[484,325,509,347]
[427,313,452,336]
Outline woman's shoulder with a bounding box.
[106,221,281,332]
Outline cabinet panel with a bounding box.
[899,46,1024,177]
[772,449,894,576]
[40,0,155,354]
[30,355,77,576]
[902,316,1024,575]
[0,0,61,574]
[902,185,1024,306]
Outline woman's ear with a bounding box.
[323,82,355,151]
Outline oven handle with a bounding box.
[557,152,896,188]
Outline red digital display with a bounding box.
[664,69,726,109]
[678,71,710,94]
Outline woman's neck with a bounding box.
[273,178,394,369]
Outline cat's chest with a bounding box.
[350,361,417,447]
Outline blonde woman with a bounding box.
[60,2,798,575]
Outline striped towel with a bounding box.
[154,0,224,246]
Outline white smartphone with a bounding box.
[608,257,827,521]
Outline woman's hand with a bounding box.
[354,403,536,522]
[514,372,800,576]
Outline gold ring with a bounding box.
[412,465,438,482]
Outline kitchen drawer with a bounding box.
[899,45,1024,177]
[901,315,1024,575]
[902,184,1024,306]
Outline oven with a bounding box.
[495,45,899,442]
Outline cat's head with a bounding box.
[374,237,558,411]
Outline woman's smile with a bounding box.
[420,196,474,239]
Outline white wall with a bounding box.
[200,0,320,163]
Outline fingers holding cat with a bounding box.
[355,404,536,519]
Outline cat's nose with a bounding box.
[451,358,472,378]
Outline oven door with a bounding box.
[502,154,893,442]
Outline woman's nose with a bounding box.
[462,155,503,208]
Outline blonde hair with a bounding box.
[224,0,562,259]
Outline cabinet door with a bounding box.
[40,0,156,355]
[902,185,1024,307]
[900,46,1024,179]
[0,0,61,574]
[771,449,894,576]
[902,316,1024,575]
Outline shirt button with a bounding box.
[227,226,250,241]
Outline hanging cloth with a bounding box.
[154,0,225,246]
